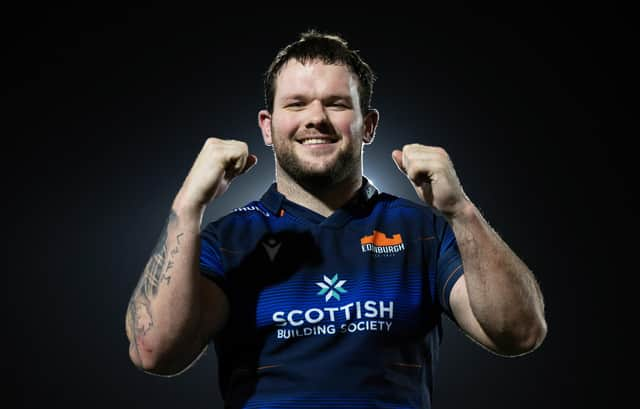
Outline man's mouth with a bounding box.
[297,136,339,145]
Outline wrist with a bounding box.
[172,191,206,224]
[446,199,476,224]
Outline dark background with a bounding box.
[6,6,627,409]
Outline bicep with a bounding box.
[153,277,228,376]
[449,275,499,353]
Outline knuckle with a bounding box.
[404,143,423,156]
[435,146,448,157]
[402,145,415,158]
[229,139,248,151]
[204,137,224,151]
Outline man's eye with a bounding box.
[286,102,304,108]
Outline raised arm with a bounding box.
[446,202,546,356]
[392,144,547,356]
[125,138,257,375]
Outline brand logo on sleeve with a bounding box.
[360,230,405,256]
[232,205,271,217]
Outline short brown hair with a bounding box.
[264,30,376,115]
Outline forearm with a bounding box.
[125,202,206,374]
[449,202,546,352]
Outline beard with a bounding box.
[272,129,361,189]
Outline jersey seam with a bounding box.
[441,263,463,311]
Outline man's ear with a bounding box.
[363,108,379,145]
[258,110,273,146]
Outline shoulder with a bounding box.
[375,191,436,217]
[202,200,273,235]
[373,192,450,237]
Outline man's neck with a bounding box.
[275,169,363,218]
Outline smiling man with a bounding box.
[258,55,378,218]
[125,30,547,409]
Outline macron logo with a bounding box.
[262,236,281,262]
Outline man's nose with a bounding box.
[304,100,329,128]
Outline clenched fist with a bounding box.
[175,138,257,211]
[392,144,469,219]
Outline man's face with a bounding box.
[259,59,377,187]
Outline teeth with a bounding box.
[301,138,333,145]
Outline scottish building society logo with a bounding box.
[316,274,347,301]
[272,273,394,340]
[360,230,405,256]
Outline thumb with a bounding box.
[391,150,406,174]
[242,154,258,174]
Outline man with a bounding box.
[125,30,547,408]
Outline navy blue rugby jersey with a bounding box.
[199,177,464,409]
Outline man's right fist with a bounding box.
[175,138,257,211]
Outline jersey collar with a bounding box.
[260,176,379,227]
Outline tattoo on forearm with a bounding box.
[127,211,184,357]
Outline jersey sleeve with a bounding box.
[200,222,229,295]
[436,222,464,319]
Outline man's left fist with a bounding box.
[392,144,469,219]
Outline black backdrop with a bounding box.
[6,6,627,409]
